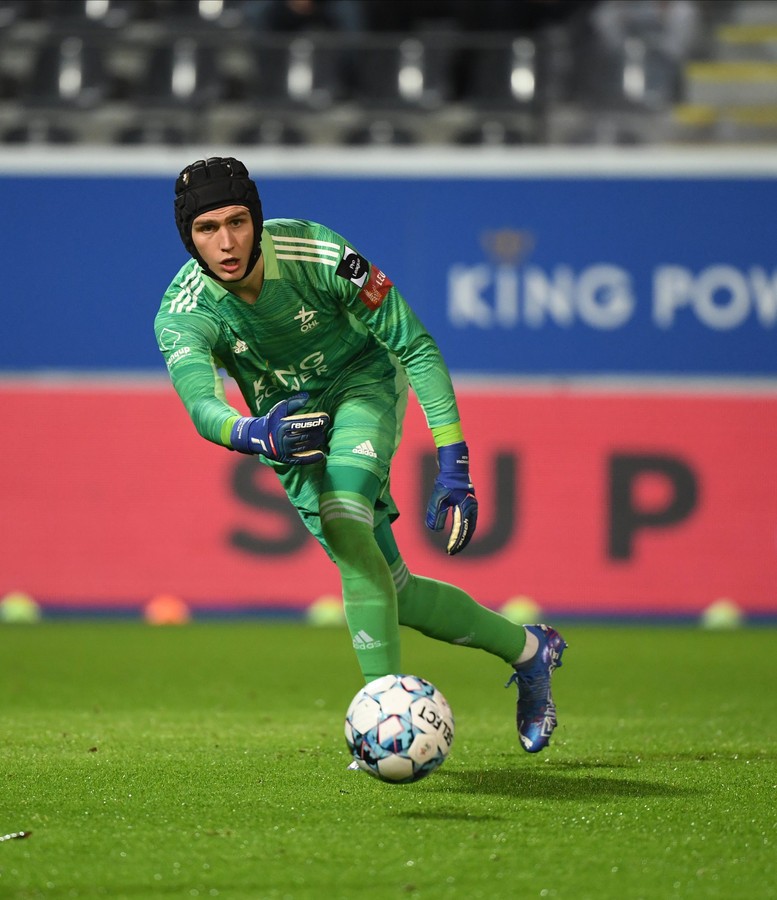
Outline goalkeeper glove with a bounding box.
[425,441,478,555]
[230,392,329,465]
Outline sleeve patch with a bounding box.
[358,267,393,310]
[158,327,182,351]
[336,246,369,288]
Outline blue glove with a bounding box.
[230,392,329,465]
[425,441,478,555]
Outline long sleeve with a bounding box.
[362,282,461,430]
[155,303,241,447]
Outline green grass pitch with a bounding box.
[1,621,775,899]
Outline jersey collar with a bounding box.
[259,228,279,280]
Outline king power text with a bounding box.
[448,263,777,331]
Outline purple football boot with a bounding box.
[506,624,567,753]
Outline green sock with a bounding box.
[320,491,401,682]
[390,557,526,665]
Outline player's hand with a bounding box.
[230,392,330,465]
[425,441,478,555]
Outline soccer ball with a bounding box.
[344,674,454,784]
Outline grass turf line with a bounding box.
[0,623,775,899]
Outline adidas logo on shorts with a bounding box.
[352,440,377,458]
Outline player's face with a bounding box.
[191,205,254,281]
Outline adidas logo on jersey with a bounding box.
[352,629,382,650]
[352,440,377,458]
[233,339,249,354]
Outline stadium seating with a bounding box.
[240,36,345,110]
[130,37,224,110]
[0,0,773,146]
[22,37,114,110]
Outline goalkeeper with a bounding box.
[155,157,567,753]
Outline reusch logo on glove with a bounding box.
[289,417,327,430]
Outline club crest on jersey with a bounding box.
[336,246,369,288]
[294,305,319,333]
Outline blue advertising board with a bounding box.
[1,148,775,376]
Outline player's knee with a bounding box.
[321,514,374,563]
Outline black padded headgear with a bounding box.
[174,157,263,279]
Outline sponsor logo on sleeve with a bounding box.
[358,267,393,310]
[336,246,369,288]
[166,346,192,369]
[160,327,193,368]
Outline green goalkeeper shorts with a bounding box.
[274,352,409,555]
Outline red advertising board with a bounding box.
[1,382,775,616]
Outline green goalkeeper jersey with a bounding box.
[154,218,461,450]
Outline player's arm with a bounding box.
[155,311,241,445]
[323,233,477,553]
[387,307,478,555]
[369,286,477,554]
[155,314,328,464]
